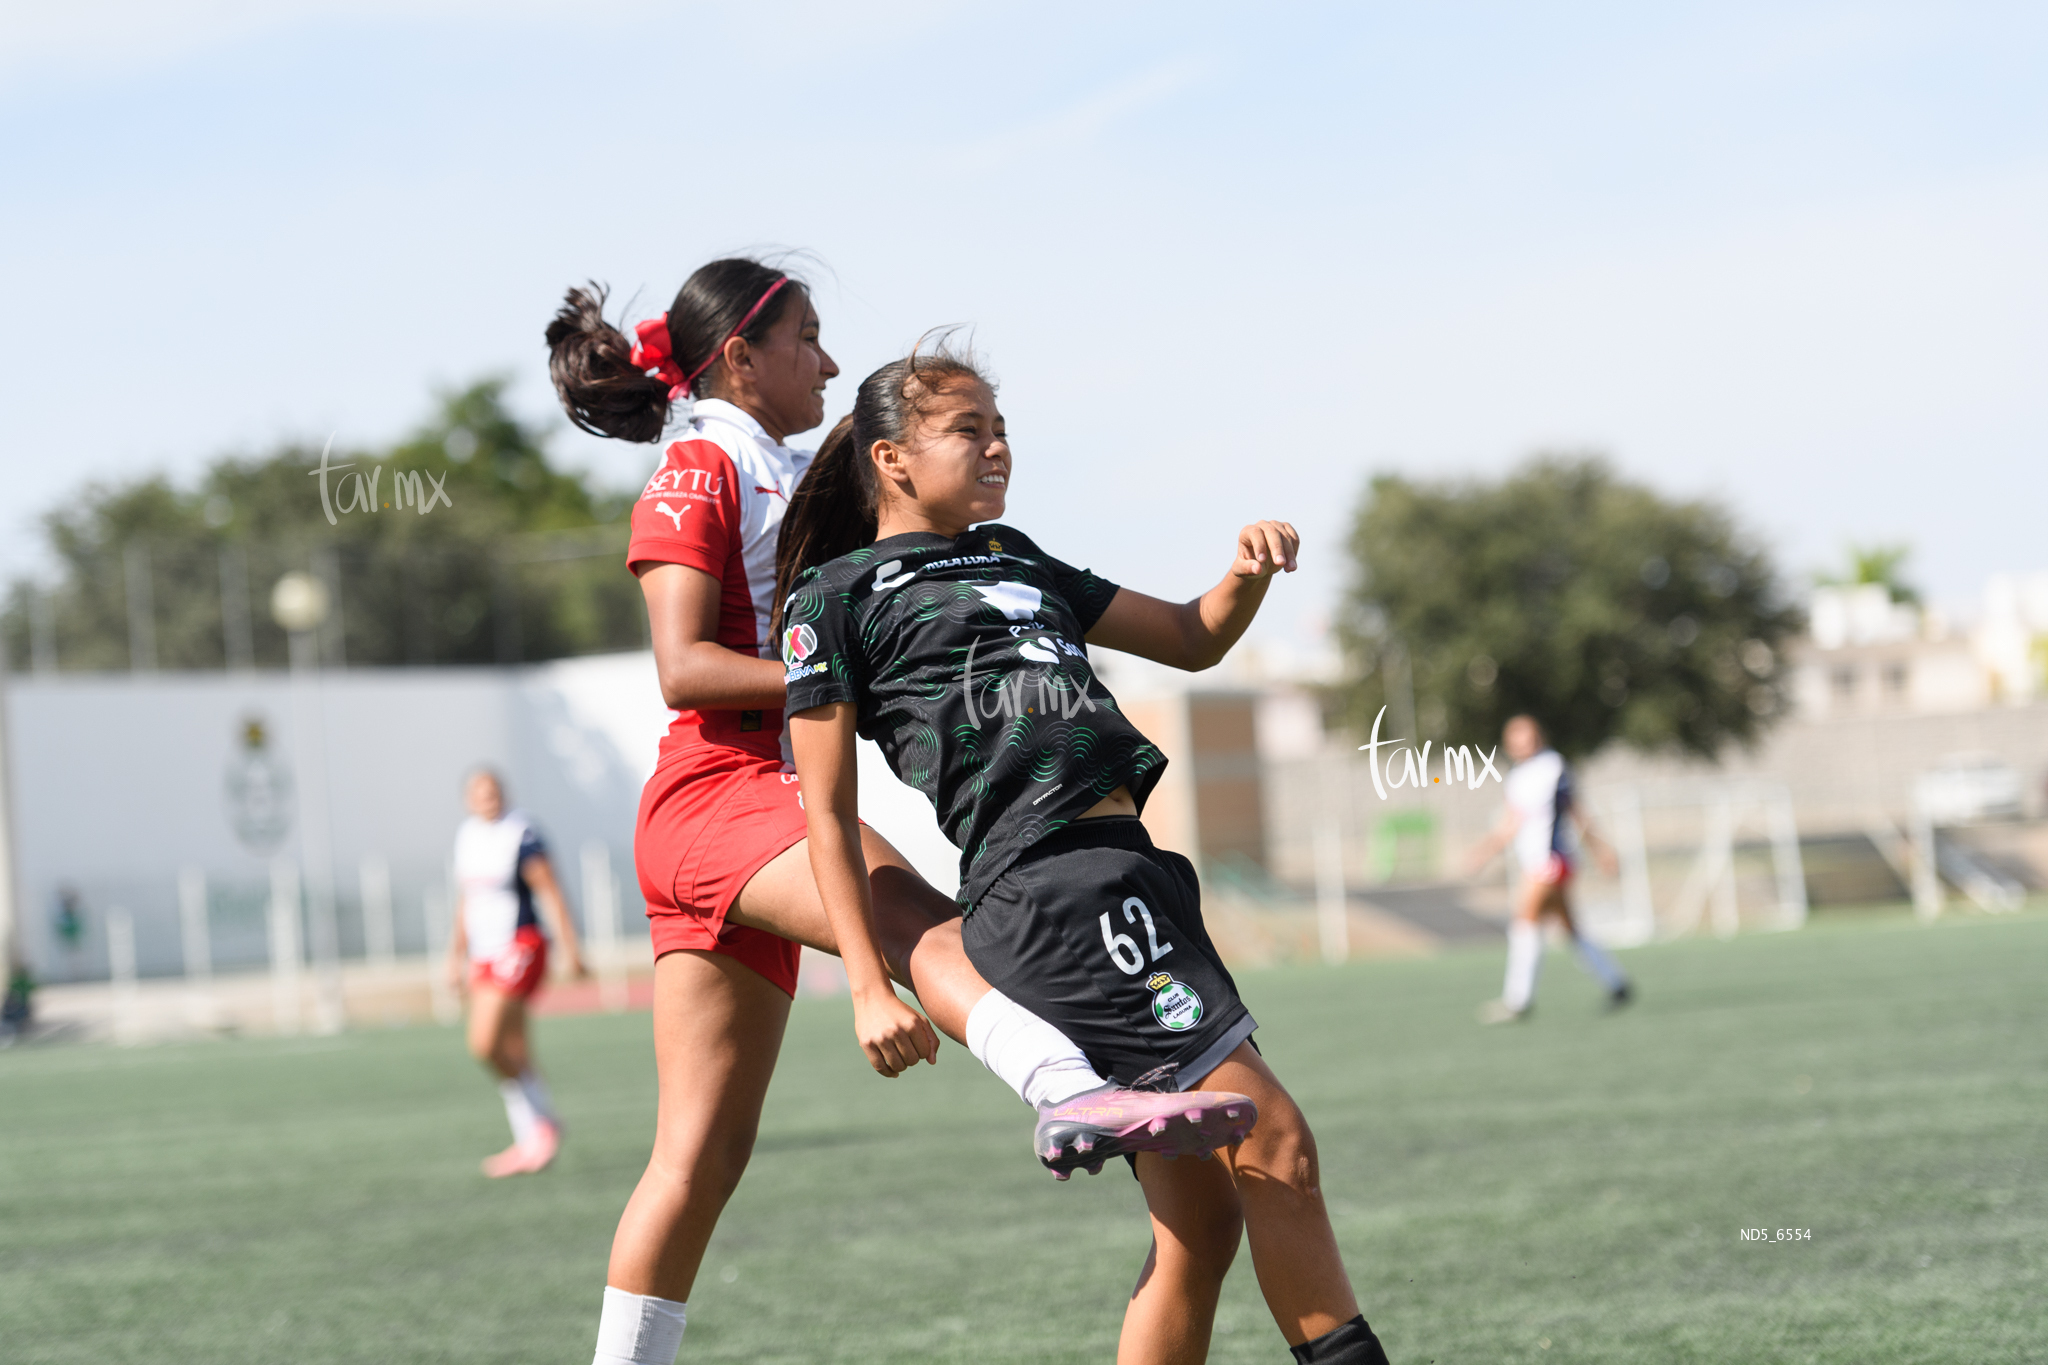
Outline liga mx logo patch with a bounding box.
[1146,972,1203,1032]
[782,622,817,666]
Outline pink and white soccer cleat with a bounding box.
[481,1120,561,1178]
[1034,1087,1258,1179]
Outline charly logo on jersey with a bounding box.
[1145,972,1203,1032]
[873,560,916,592]
[782,622,818,665]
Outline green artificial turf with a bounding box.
[3,910,2044,1364]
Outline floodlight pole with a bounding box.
[287,626,347,1034]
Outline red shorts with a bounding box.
[472,925,549,998]
[1532,852,1574,887]
[636,753,810,998]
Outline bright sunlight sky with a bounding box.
[3,1,2044,653]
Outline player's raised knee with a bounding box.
[1238,1100,1323,1199]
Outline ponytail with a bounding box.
[545,283,672,443]
[772,335,990,633]
[545,259,806,444]
[773,415,874,634]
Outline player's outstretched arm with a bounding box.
[1570,807,1622,876]
[787,702,940,1079]
[1085,519,1299,671]
[523,854,590,978]
[1461,812,1520,878]
[444,895,469,993]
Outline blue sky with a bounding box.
[3,1,2043,654]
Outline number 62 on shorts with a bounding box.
[1101,896,1174,974]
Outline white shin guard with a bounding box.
[1503,921,1543,1012]
[593,1286,687,1365]
[516,1068,557,1125]
[497,1077,539,1146]
[964,988,1106,1108]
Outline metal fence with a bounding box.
[6,525,642,675]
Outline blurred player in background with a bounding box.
[1464,715,1632,1023]
[447,768,589,1175]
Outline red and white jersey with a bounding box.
[1504,748,1575,875]
[628,399,813,771]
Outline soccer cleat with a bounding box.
[1034,1085,1259,1178]
[1606,982,1635,1012]
[482,1142,532,1178]
[481,1119,561,1178]
[523,1118,561,1172]
[1477,998,1530,1025]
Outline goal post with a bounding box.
[1586,780,1808,942]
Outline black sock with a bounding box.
[1289,1315,1391,1365]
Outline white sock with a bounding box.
[1503,921,1542,1012]
[517,1068,558,1127]
[593,1286,687,1365]
[498,1077,539,1146]
[964,989,1106,1108]
[1570,931,1628,992]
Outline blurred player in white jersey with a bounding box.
[1464,716,1633,1023]
[446,769,589,1175]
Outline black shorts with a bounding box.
[962,816,1256,1091]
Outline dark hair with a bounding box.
[772,339,990,632]
[544,258,805,443]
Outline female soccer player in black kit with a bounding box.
[775,344,1393,1365]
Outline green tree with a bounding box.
[1337,456,1802,761]
[2,381,644,672]
[1817,543,1919,605]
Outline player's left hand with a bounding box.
[565,951,591,981]
[1231,520,1299,579]
[852,987,940,1078]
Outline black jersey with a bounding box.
[780,523,1168,908]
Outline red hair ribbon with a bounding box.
[630,276,792,405]
[629,317,686,399]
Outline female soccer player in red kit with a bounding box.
[546,260,1253,1364]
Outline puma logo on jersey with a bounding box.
[654,502,686,530]
[975,581,1043,621]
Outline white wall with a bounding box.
[5,653,959,981]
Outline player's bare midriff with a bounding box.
[1077,785,1138,821]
